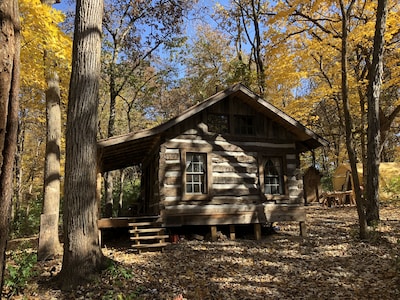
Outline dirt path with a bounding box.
[5,204,400,299]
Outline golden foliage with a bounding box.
[20,0,72,90]
[17,0,72,201]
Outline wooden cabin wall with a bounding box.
[158,97,304,211]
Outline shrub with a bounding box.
[382,176,400,201]
[3,248,38,298]
[10,195,42,239]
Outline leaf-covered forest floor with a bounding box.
[5,203,400,300]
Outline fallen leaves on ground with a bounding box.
[6,204,400,299]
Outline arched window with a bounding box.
[264,157,283,195]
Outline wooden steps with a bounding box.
[128,216,169,252]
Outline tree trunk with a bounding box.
[118,170,125,216]
[104,171,113,217]
[0,0,20,289]
[37,0,64,262]
[38,71,62,261]
[13,114,25,220]
[58,0,106,290]
[103,50,119,218]
[339,0,368,239]
[250,0,265,97]
[365,0,388,226]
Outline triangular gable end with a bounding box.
[98,83,328,172]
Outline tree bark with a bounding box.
[58,0,106,290]
[37,0,65,262]
[339,0,368,239]
[0,0,20,289]
[38,71,62,260]
[365,0,388,226]
[118,169,125,216]
[104,171,113,217]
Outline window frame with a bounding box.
[259,155,287,200]
[207,113,230,134]
[234,114,256,136]
[181,150,212,200]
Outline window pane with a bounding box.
[264,157,283,195]
[234,115,255,135]
[208,114,229,133]
[186,152,207,194]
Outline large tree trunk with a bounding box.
[37,0,65,263]
[38,70,62,260]
[58,0,106,290]
[365,0,388,225]
[339,0,368,239]
[0,0,20,289]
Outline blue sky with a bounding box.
[54,0,228,36]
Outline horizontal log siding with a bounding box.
[151,97,307,226]
[160,134,301,206]
[211,150,259,197]
[160,147,182,202]
[285,153,303,204]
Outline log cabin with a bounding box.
[97,84,328,241]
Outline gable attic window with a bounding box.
[208,113,229,133]
[185,153,207,194]
[234,115,255,135]
[264,157,284,195]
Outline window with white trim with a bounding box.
[185,153,207,194]
[264,157,283,195]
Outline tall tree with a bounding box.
[38,69,62,260]
[0,0,20,289]
[214,0,268,96]
[339,0,367,239]
[365,0,388,225]
[180,24,238,103]
[38,0,63,261]
[58,0,106,290]
[262,0,400,172]
[15,0,71,236]
[100,0,194,216]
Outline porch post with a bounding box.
[96,167,103,246]
[254,223,261,240]
[229,224,236,240]
[300,221,307,237]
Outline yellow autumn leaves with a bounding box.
[18,0,72,199]
[19,0,72,92]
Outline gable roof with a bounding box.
[98,83,328,172]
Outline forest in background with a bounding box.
[10,0,400,237]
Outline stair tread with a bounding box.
[131,215,160,220]
[130,235,169,240]
[131,242,170,249]
[129,228,165,233]
[128,222,162,227]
